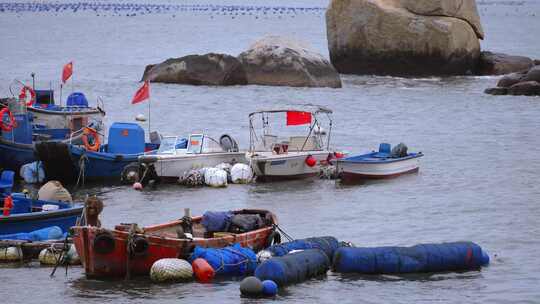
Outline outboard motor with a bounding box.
[219,134,239,152]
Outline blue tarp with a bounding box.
[0,226,63,241]
[255,249,330,286]
[332,242,490,274]
[189,243,257,276]
[266,236,340,260]
[201,211,233,233]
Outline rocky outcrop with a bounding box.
[402,0,484,39]
[142,53,247,86]
[475,51,534,75]
[485,65,540,96]
[326,0,483,76]
[237,36,342,88]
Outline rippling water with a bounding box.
[1,1,540,303]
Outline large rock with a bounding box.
[237,36,342,88]
[475,51,534,75]
[142,53,247,86]
[484,87,508,95]
[496,72,527,88]
[507,81,540,96]
[326,0,482,76]
[403,0,484,39]
[523,66,540,82]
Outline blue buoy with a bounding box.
[262,280,278,296]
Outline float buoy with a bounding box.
[305,155,317,167]
[19,85,35,106]
[0,247,23,262]
[262,280,278,296]
[0,108,16,132]
[2,195,13,216]
[150,258,193,282]
[132,182,143,190]
[240,276,263,296]
[82,127,100,151]
[192,258,215,283]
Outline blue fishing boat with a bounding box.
[336,143,423,183]
[0,172,83,235]
[0,196,84,235]
[0,91,104,175]
[0,108,84,174]
[36,122,159,183]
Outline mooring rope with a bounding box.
[125,224,138,281]
[74,153,88,190]
[273,224,294,242]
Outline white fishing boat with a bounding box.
[246,107,335,181]
[336,143,423,183]
[137,134,246,182]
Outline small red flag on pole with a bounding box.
[286,111,312,126]
[131,81,150,104]
[62,61,73,84]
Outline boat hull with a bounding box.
[0,139,36,173]
[337,155,422,183]
[29,106,104,132]
[70,145,140,180]
[72,210,276,278]
[140,152,246,181]
[249,151,329,182]
[0,202,83,234]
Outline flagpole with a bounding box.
[60,83,63,107]
[148,82,151,136]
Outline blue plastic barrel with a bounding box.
[255,249,330,286]
[332,242,489,274]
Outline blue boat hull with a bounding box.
[0,204,83,235]
[70,145,140,179]
[0,139,36,173]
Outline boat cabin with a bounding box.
[156,134,238,155]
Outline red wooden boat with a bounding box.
[72,209,278,279]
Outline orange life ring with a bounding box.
[19,85,36,107]
[0,108,16,132]
[82,127,100,152]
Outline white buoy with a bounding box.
[0,247,23,262]
[150,258,194,282]
[135,114,147,122]
[204,168,228,187]
[39,248,63,266]
[230,163,253,184]
[256,250,273,263]
[67,244,81,265]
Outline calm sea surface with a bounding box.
[1,1,540,303]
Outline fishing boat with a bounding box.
[336,143,423,183]
[0,193,84,235]
[0,105,91,174]
[72,209,278,278]
[2,84,106,134]
[35,122,160,184]
[246,107,336,181]
[26,91,105,133]
[137,133,246,182]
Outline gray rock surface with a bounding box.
[142,53,247,86]
[237,36,342,88]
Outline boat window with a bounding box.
[187,134,203,154]
[157,136,178,154]
[201,136,225,153]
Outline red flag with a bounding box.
[286,111,312,126]
[62,61,73,83]
[131,81,150,104]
